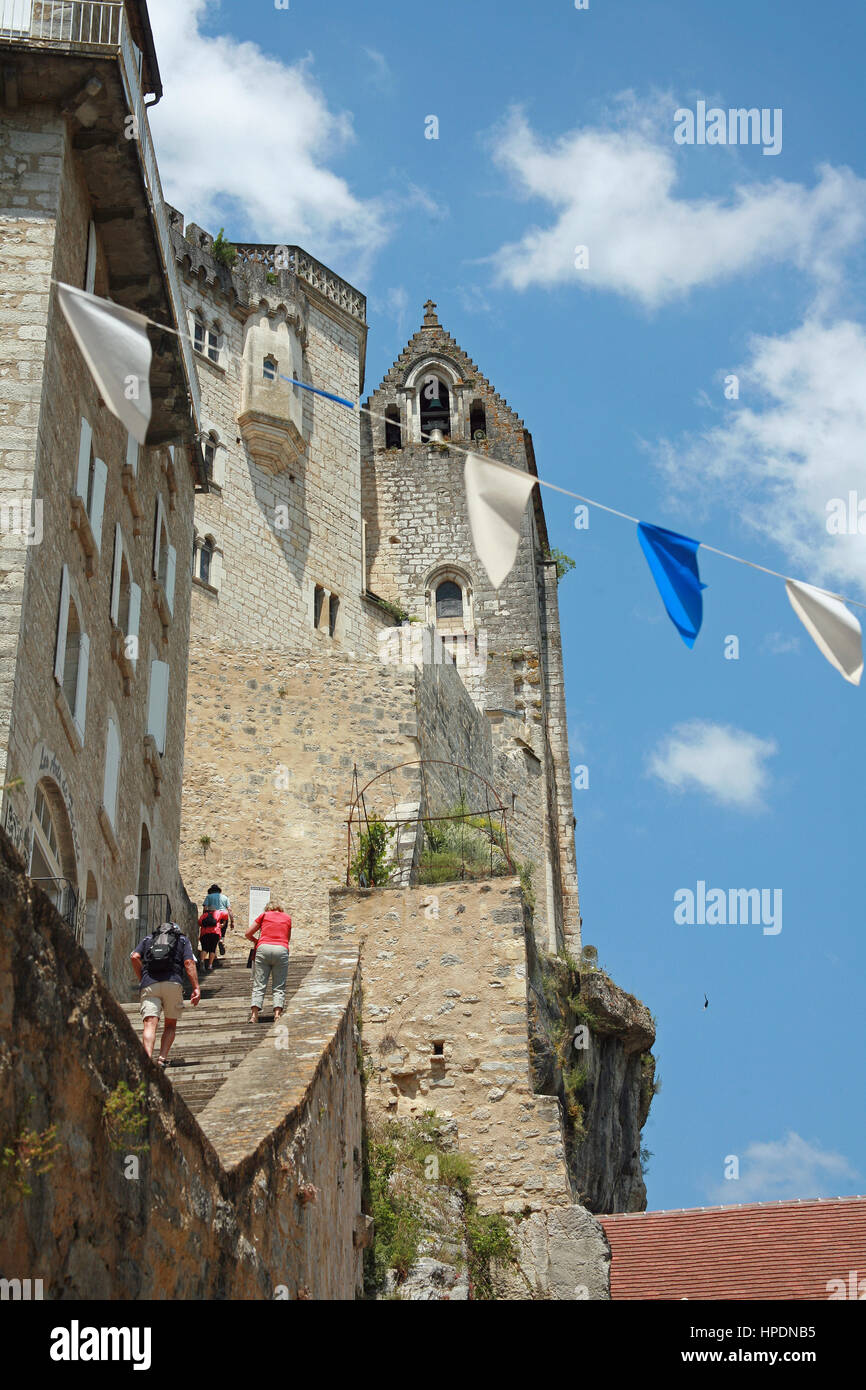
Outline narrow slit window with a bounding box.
[385,405,402,448]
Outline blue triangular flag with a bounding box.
[637,522,706,647]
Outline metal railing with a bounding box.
[0,1,122,45]
[31,876,80,938]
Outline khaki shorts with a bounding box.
[139,981,183,1021]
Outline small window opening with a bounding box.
[263,356,278,382]
[329,593,340,638]
[436,580,463,621]
[313,585,325,629]
[384,405,402,449]
[432,1041,445,1057]
[199,537,214,586]
[469,400,487,440]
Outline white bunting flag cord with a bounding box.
[785,580,863,686]
[55,282,866,683]
[57,283,153,445]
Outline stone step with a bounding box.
[120,955,316,1115]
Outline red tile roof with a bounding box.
[600,1197,866,1300]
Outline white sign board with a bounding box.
[249,886,270,927]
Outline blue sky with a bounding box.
[147,0,866,1211]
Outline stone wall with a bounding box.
[180,644,422,951]
[180,637,565,955]
[0,109,196,994]
[0,829,364,1299]
[331,880,573,1214]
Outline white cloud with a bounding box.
[647,720,777,811]
[706,1132,858,1204]
[362,47,393,92]
[651,317,866,595]
[146,0,387,271]
[763,631,801,655]
[406,183,448,220]
[489,103,866,307]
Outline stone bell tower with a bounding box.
[361,302,581,952]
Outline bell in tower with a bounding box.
[419,375,451,440]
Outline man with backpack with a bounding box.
[130,920,200,1066]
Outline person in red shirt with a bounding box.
[245,900,292,1023]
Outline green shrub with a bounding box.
[351,817,395,887]
[211,228,237,269]
[103,1080,149,1153]
[465,1207,516,1299]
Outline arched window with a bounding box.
[193,533,216,586]
[199,536,214,586]
[436,580,463,620]
[469,400,487,440]
[384,405,402,449]
[420,376,451,440]
[29,780,78,932]
[263,355,278,382]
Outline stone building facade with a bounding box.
[361,305,580,953]
[0,3,203,992]
[167,221,383,656]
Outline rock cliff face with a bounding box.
[527,938,656,1214]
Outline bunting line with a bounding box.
[52,280,866,615]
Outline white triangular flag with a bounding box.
[785,578,863,685]
[465,452,537,588]
[57,282,153,445]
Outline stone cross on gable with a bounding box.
[422,299,439,327]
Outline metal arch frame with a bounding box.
[345,758,514,886]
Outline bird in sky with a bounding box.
[703,994,709,1010]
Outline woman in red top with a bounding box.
[245,900,292,1023]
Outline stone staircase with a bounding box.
[121,947,316,1115]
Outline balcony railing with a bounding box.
[0,0,202,436]
[0,1,122,46]
[31,876,81,940]
[234,243,367,324]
